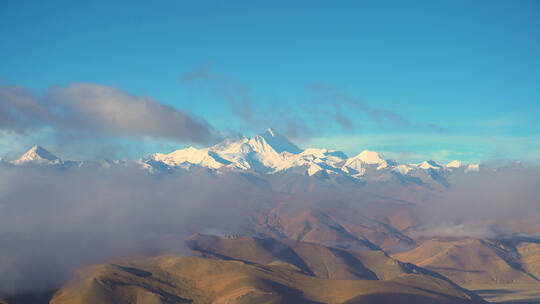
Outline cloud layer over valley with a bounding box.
[0,154,539,295]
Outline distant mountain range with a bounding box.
[141,128,480,176]
[5,128,482,189]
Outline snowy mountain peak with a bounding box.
[248,135,277,155]
[257,128,302,154]
[446,160,462,168]
[13,145,61,165]
[418,160,442,170]
[150,145,226,169]
[343,150,388,173]
[393,164,413,175]
[351,150,385,165]
[465,163,480,173]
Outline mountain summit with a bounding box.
[144,129,302,172]
[13,145,61,165]
[256,128,302,154]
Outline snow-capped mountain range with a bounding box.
[9,145,121,169]
[5,128,480,182]
[139,128,480,177]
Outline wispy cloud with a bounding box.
[306,83,412,127]
[180,62,428,140]
[181,59,256,126]
[306,83,451,134]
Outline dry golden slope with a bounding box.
[517,241,540,279]
[48,235,485,304]
[50,254,484,304]
[187,234,413,281]
[251,205,416,253]
[394,238,540,286]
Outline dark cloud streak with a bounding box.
[0,84,219,145]
[0,86,52,133]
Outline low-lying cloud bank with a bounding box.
[0,164,285,295]
[415,166,540,238]
[0,163,539,295]
[0,83,219,145]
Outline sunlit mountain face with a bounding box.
[2,1,540,303]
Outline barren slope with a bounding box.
[50,254,485,304]
[187,234,413,280]
[394,238,540,285]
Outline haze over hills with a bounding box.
[1,130,539,303]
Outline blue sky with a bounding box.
[1,0,539,163]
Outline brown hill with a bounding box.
[50,254,484,304]
[186,233,411,280]
[517,241,540,279]
[394,238,540,286]
[251,204,416,253]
